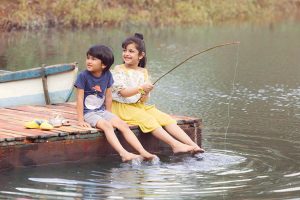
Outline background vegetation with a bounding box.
[1,0,300,31]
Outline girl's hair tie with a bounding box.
[134,33,144,40]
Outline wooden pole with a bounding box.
[41,64,51,105]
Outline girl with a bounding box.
[112,33,204,154]
[75,44,157,162]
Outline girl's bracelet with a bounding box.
[138,86,145,95]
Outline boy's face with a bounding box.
[86,54,106,73]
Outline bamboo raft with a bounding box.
[0,102,202,170]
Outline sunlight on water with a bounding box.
[273,187,300,193]
[284,172,300,178]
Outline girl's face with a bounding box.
[122,43,144,68]
[86,54,105,74]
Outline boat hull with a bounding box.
[0,63,78,107]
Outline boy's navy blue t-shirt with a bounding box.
[74,70,114,114]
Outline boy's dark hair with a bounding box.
[122,33,147,68]
[86,45,114,72]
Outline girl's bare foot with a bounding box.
[192,146,205,154]
[172,143,195,154]
[140,151,158,161]
[120,152,143,162]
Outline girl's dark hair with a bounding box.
[122,33,147,68]
[86,45,114,72]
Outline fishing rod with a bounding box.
[152,41,240,85]
[137,41,240,103]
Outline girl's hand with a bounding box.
[78,121,91,128]
[140,92,150,102]
[141,83,154,93]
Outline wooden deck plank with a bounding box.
[1,107,77,127]
[0,129,26,141]
[0,121,58,139]
[0,108,51,120]
[0,112,95,139]
[0,112,78,130]
[0,135,7,142]
[0,102,201,144]
[0,114,96,139]
[0,133,20,141]
[0,113,35,122]
[6,106,78,121]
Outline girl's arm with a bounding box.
[119,87,140,97]
[113,67,153,97]
[76,88,90,127]
[119,83,153,97]
[105,87,113,112]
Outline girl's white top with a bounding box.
[112,64,149,103]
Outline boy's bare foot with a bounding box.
[120,152,143,162]
[140,151,158,161]
[172,143,195,154]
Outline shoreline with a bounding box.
[1,0,300,32]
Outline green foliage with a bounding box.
[1,0,299,31]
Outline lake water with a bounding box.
[0,22,300,199]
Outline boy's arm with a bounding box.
[105,87,113,112]
[76,88,90,127]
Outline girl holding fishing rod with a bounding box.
[111,33,204,155]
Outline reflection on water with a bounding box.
[1,142,299,199]
[0,152,247,199]
[0,22,300,199]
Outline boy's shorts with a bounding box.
[84,110,116,127]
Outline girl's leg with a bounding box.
[110,117,157,160]
[96,120,142,162]
[151,127,195,154]
[112,103,194,154]
[144,105,204,153]
[164,124,204,153]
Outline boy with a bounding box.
[75,45,156,162]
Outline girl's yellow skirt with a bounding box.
[112,101,176,133]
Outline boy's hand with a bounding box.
[78,121,91,128]
[141,83,154,93]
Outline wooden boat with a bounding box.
[0,63,78,107]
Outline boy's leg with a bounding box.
[109,116,157,160]
[96,120,142,162]
[85,111,142,162]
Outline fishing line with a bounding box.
[224,43,240,144]
[221,42,240,200]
